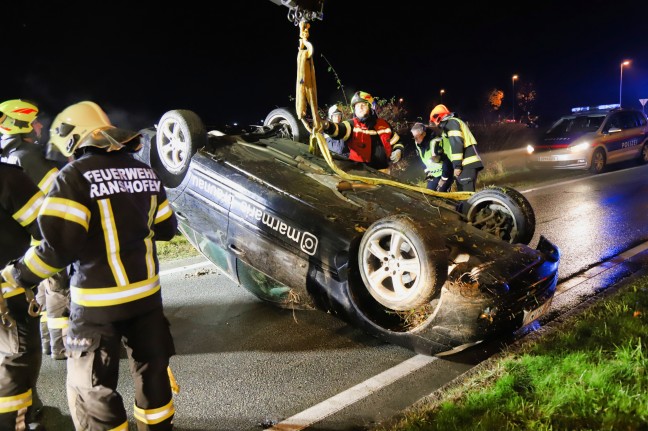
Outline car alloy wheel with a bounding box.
[358,215,446,311]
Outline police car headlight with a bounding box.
[526,145,534,154]
[569,142,590,152]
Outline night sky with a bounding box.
[4,0,647,131]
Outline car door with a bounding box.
[223,139,358,304]
[601,111,642,164]
[173,151,237,280]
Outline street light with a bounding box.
[511,75,518,121]
[619,60,630,107]
[440,89,445,101]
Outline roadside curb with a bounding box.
[373,265,648,430]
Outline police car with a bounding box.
[526,104,648,174]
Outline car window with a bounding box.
[617,112,638,129]
[634,112,647,127]
[546,115,604,137]
[603,113,622,132]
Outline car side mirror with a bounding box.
[606,127,622,134]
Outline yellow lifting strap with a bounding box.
[293,21,473,201]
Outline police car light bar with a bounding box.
[571,103,620,113]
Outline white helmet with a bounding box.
[327,104,342,120]
[49,101,112,157]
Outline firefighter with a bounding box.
[429,104,483,191]
[1,101,178,430]
[324,104,348,156]
[323,91,404,170]
[0,111,47,430]
[410,122,453,192]
[0,99,70,360]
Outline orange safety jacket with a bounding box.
[325,116,403,170]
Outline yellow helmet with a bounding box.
[49,101,112,157]
[351,91,375,108]
[0,99,39,135]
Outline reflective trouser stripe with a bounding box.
[0,389,31,413]
[133,399,175,425]
[107,421,129,431]
[40,313,47,323]
[47,316,69,329]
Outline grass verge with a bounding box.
[375,274,648,431]
[156,233,200,261]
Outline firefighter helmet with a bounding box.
[429,104,451,126]
[75,126,142,155]
[0,99,39,135]
[327,104,342,119]
[351,91,374,108]
[49,101,113,157]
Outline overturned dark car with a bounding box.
[136,109,560,356]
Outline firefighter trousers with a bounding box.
[0,292,43,431]
[43,271,70,359]
[455,166,482,192]
[66,306,176,431]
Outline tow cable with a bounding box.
[292,16,474,201]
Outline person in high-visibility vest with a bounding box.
[0,99,71,361]
[0,108,46,431]
[410,122,453,192]
[429,104,483,191]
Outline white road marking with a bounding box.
[268,354,437,431]
[159,260,211,276]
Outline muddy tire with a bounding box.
[462,186,535,245]
[358,214,447,311]
[263,107,309,144]
[155,109,206,188]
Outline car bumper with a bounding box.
[331,236,561,356]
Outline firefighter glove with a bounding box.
[436,178,447,191]
[1,264,19,289]
[390,148,402,163]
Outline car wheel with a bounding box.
[461,186,536,245]
[589,148,606,174]
[263,107,309,144]
[358,214,447,311]
[639,142,648,165]
[155,109,206,188]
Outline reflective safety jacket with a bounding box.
[324,115,403,170]
[11,150,177,323]
[0,162,44,267]
[1,134,59,193]
[415,135,453,180]
[438,115,483,170]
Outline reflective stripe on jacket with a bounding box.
[440,116,483,170]
[14,151,178,323]
[415,135,453,179]
[0,162,44,266]
[326,116,403,170]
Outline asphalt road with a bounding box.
[35,161,648,430]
